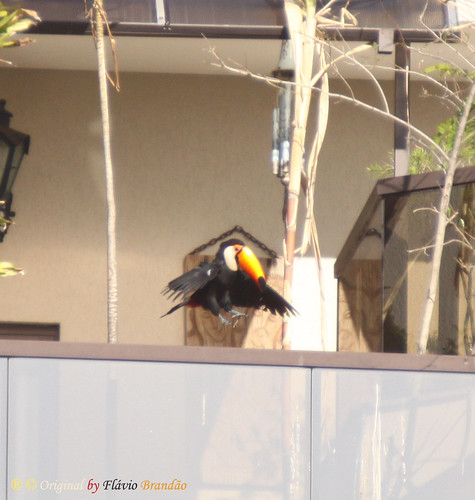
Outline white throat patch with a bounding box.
[223,246,239,271]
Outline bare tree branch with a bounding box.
[326,89,450,163]
[209,42,449,164]
[319,39,390,113]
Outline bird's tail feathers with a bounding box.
[161,300,188,318]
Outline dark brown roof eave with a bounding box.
[27,20,288,39]
[324,26,460,43]
[27,20,458,43]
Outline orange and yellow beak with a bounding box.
[236,245,266,291]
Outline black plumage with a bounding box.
[162,239,296,324]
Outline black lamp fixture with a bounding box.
[0,100,29,241]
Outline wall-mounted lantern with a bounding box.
[0,100,30,241]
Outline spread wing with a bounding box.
[162,261,220,301]
[230,272,297,317]
[260,285,298,316]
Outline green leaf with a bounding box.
[424,63,467,78]
[0,32,11,44]
[6,18,35,33]
[0,3,39,50]
[0,10,19,31]
[0,262,23,277]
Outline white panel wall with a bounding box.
[3,356,475,499]
[0,358,475,500]
[7,358,310,499]
[312,368,475,499]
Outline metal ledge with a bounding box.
[0,339,474,374]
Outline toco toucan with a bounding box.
[161,238,297,325]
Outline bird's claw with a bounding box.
[218,314,232,326]
[231,310,248,328]
[219,311,247,328]
[230,309,248,319]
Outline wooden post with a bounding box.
[394,41,411,177]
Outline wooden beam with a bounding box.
[394,41,411,176]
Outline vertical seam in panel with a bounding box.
[4,358,9,500]
[309,367,313,500]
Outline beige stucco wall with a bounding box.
[0,68,446,345]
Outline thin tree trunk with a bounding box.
[282,0,316,349]
[94,0,118,343]
[418,81,475,354]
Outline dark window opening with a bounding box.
[0,322,59,341]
